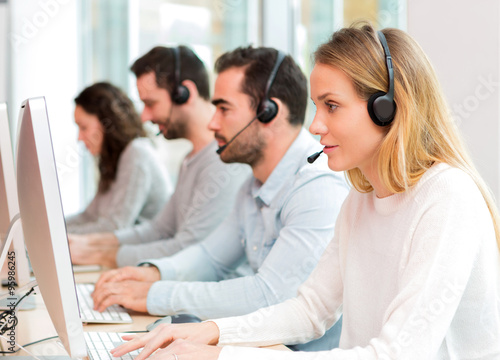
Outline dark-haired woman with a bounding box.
[66,82,172,234]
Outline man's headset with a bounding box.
[171,47,190,105]
[154,47,190,137]
[216,50,286,155]
[308,30,397,164]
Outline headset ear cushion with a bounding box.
[257,99,278,123]
[172,85,190,105]
[368,91,394,126]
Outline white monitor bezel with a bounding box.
[0,103,31,287]
[16,97,86,359]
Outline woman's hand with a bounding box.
[144,339,221,360]
[111,322,220,360]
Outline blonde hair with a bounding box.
[314,23,500,251]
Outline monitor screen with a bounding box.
[16,97,86,359]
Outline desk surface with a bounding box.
[2,271,289,356]
[6,271,163,356]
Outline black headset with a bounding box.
[256,50,286,123]
[215,50,287,155]
[367,31,396,126]
[171,47,190,105]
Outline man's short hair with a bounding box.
[215,46,307,126]
[131,45,210,101]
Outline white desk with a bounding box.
[2,271,162,356]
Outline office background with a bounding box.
[0,0,498,216]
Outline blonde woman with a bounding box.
[109,24,500,359]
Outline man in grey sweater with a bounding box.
[69,46,250,268]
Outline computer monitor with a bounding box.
[0,103,30,288]
[16,97,86,359]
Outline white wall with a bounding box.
[10,0,81,214]
[408,1,500,201]
[0,1,8,104]
[262,0,294,53]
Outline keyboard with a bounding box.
[76,283,133,324]
[85,332,139,360]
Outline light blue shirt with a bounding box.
[145,129,350,349]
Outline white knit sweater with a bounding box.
[214,163,500,359]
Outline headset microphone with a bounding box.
[307,150,323,164]
[216,115,259,155]
[215,144,226,155]
[216,110,266,155]
[217,50,286,155]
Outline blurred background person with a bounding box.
[66,81,172,234]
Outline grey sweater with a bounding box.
[115,141,251,267]
[66,138,172,234]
